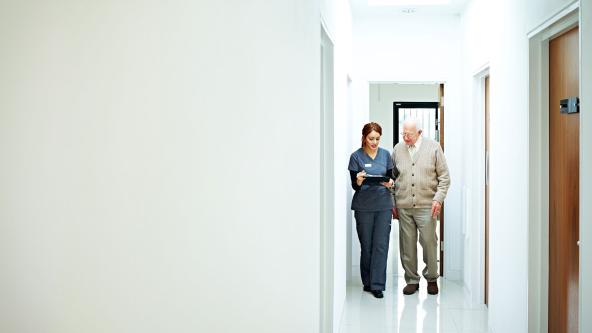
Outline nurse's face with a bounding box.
[364,130,381,151]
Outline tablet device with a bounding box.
[363,174,390,185]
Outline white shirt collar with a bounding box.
[409,136,422,150]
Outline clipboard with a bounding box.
[363,174,390,185]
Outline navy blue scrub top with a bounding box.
[348,147,394,211]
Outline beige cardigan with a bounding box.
[390,138,450,209]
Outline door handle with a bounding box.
[577,240,580,247]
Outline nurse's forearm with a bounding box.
[349,170,361,191]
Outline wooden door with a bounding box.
[484,76,490,306]
[549,26,579,333]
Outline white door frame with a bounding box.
[470,64,489,306]
[527,2,579,332]
[579,1,592,332]
[320,22,335,333]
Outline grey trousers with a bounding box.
[354,210,392,291]
[398,208,439,284]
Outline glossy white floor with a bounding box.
[339,277,488,333]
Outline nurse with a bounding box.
[348,122,395,299]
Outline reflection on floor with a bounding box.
[339,277,488,333]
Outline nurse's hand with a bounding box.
[356,171,366,186]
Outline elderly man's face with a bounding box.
[401,123,421,145]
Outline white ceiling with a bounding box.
[349,0,471,18]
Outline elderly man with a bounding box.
[391,118,450,295]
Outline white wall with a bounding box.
[459,0,587,332]
[352,13,464,281]
[0,1,321,332]
[525,0,580,28]
[482,3,529,332]
[460,1,529,332]
[321,0,353,330]
[458,0,492,309]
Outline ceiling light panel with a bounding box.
[368,0,450,6]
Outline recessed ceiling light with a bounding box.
[368,0,450,6]
[401,8,417,13]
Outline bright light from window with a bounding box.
[368,0,450,6]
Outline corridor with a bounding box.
[1,0,592,332]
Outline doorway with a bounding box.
[392,100,444,278]
[527,6,579,333]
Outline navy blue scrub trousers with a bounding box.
[354,209,392,291]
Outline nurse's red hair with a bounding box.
[361,122,382,147]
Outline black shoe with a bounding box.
[363,286,371,292]
[371,290,384,298]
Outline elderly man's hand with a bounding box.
[431,201,442,219]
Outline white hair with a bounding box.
[403,117,423,131]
